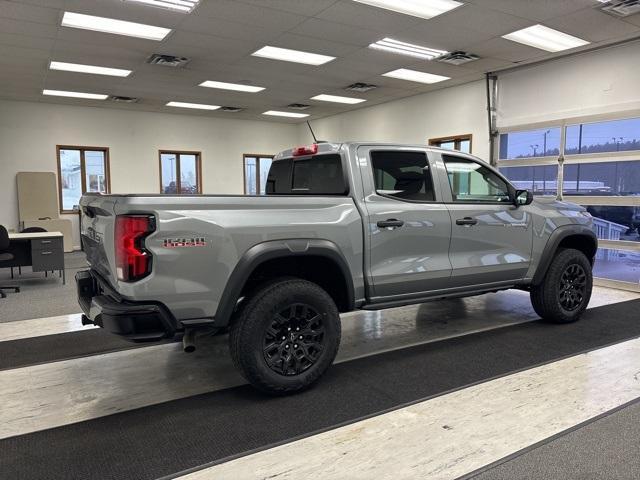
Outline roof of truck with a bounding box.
[275,141,486,162]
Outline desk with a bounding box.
[3,232,66,284]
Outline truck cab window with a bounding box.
[371,150,435,202]
[266,154,347,195]
[442,155,510,203]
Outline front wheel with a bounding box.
[530,248,593,323]
[229,278,341,395]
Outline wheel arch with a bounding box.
[215,239,356,326]
[532,225,598,286]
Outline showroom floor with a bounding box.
[0,285,639,479]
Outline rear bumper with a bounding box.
[76,270,177,341]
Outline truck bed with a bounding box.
[80,193,365,322]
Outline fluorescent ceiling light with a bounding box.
[167,101,220,110]
[369,38,447,60]
[502,24,589,52]
[311,94,366,104]
[252,46,335,66]
[262,110,309,118]
[61,12,171,41]
[198,80,265,93]
[383,68,450,84]
[49,61,131,77]
[352,0,463,19]
[42,89,108,100]
[125,0,200,13]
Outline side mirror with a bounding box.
[514,189,533,207]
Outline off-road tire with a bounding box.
[530,248,593,323]
[229,278,341,395]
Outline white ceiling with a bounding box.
[1,0,639,123]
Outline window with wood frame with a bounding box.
[429,134,472,154]
[159,151,202,194]
[57,145,110,213]
[244,154,274,195]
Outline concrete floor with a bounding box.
[0,286,636,440]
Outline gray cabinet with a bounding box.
[30,237,64,273]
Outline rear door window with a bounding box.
[371,150,436,202]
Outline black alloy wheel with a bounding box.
[229,278,341,394]
[263,303,325,376]
[530,248,593,324]
[558,263,587,311]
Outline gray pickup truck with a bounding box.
[77,142,597,394]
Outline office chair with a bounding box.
[0,225,20,298]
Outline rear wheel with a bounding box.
[229,278,341,395]
[530,248,593,323]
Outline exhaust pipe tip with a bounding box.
[182,328,197,353]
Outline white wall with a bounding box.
[0,100,298,247]
[497,40,640,128]
[298,80,491,161]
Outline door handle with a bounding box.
[377,219,404,229]
[456,217,478,226]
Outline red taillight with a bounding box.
[115,215,154,282]
[292,144,318,156]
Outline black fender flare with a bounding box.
[215,239,355,326]
[532,225,598,285]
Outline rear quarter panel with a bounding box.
[110,195,364,321]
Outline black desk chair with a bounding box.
[0,225,20,298]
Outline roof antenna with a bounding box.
[307,121,326,143]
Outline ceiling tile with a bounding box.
[194,0,307,31]
[471,36,548,62]
[545,8,640,43]
[0,1,59,25]
[0,31,55,51]
[432,3,532,36]
[51,39,149,65]
[235,0,339,17]
[0,43,52,60]
[288,17,382,46]
[398,23,493,52]
[0,17,59,39]
[621,13,640,27]
[338,48,430,76]
[460,57,518,73]
[165,30,257,61]
[178,14,279,43]
[466,0,593,22]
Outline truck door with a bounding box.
[358,146,453,301]
[437,153,533,287]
